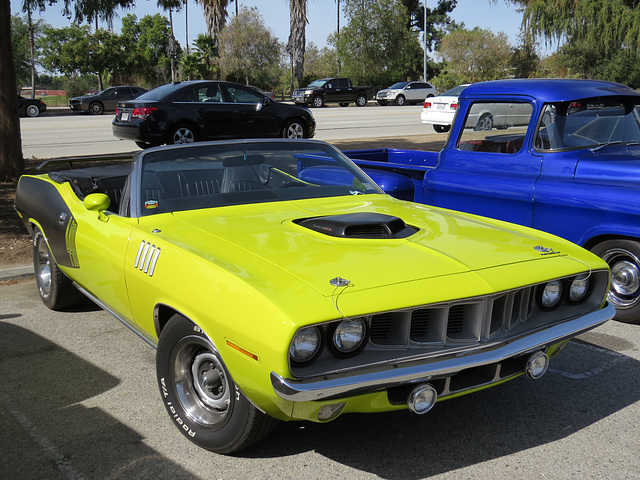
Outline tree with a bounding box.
[336,0,423,87]
[287,0,307,88]
[1,0,136,181]
[199,0,228,60]
[218,7,281,87]
[510,30,540,78]
[435,27,511,85]
[401,0,460,52]
[302,42,338,85]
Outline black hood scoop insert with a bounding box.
[296,212,418,239]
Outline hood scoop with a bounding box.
[296,212,418,239]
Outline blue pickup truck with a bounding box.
[343,78,640,324]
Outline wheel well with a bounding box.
[281,116,307,133]
[583,234,640,251]
[154,303,181,337]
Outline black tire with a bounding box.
[26,105,40,117]
[433,124,450,133]
[168,124,197,144]
[355,94,367,107]
[32,227,84,310]
[282,119,305,139]
[89,101,104,115]
[591,239,640,324]
[156,315,278,453]
[395,95,406,106]
[474,113,493,131]
[312,96,324,108]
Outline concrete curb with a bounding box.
[0,265,34,282]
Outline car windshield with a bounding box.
[98,88,117,96]
[389,82,409,89]
[534,98,640,151]
[307,80,327,88]
[441,85,468,97]
[136,141,383,216]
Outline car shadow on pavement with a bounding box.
[0,321,200,480]
[242,330,640,479]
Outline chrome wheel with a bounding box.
[89,101,103,115]
[172,336,231,427]
[35,236,52,297]
[601,248,640,309]
[26,105,40,117]
[312,96,324,108]
[475,113,493,131]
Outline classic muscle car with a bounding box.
[15,139,614,454]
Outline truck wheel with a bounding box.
[156,314,279,453]
[395,95,406,106]
[312,96,324,108]
[433,125,450,133]
[474,113,493,131]
[591,239,640,324]
[32,227,84,310]
[355,95,368,107]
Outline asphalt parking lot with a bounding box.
[1,280,639,480]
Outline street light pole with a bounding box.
[423,0,427,81]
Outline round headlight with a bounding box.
[289,326,321,363]
[332,318,367,354]
[569,274,590,303]
[540,280,563,309]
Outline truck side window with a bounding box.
[457,102,532,154]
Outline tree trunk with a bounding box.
[287,0,307,87]
[0,0,25,182]
[28,9,36,99]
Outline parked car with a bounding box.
[69,86,147,115]
[112,80,316,148]
[15,139,613,454]
[376,81,436,106]
[18,95,47,117]
[420,84,470,132]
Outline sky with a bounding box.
[11,0,550,57]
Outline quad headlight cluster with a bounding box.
[289,317,368,364]
[537,274,591,310]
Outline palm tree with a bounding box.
[287,0,307,88]
[200,0,229,54]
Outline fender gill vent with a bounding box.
[296,212,418,239]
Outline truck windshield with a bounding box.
[534,99,640,151]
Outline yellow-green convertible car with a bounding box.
[15,140,615,454]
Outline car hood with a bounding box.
[70,95,99,101]
[168,196,583,298]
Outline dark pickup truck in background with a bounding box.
[292,77,376,107]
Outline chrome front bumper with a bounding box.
[271,303,615,402]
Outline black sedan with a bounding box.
[112,81,316,148]
[69,86,147,115]
[18,95,47,117]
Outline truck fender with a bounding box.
[361,168,415,201]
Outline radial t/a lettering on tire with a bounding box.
[156,314,278,453]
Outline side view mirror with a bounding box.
[256,98,269,111]
[84,193,111,211]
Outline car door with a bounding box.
[425,100,539,226]
[175,84,235,139]
[220,84,280,137]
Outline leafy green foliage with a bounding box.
[218,7,282,88]
[336,0,424,87]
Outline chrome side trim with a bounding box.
[271,304,615,402]
[73,282,158,349]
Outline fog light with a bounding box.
[317,403,346,421]
[525,351,549,379]
[407,384,438,414]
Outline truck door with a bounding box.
[425,100,540,227]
